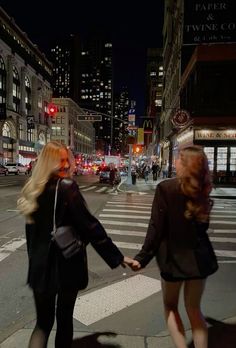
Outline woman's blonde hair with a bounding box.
[17,141,75,220]
[177,146,213,222]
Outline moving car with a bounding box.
[99,166,121,184]
[4,163,28,175]
[0,164,8,175]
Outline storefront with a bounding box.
[194,129,236,185]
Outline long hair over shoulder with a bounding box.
[176,146,213,222]
[17,141,75,220]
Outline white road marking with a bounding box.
[0,238,26,262]
[105,204,151,209]
[99,220,148,228]
[107,201,152,206]
[81,186,97,192]
[211,215,236,219]
[73,275,161,325]
[103,209,151,214]
[212,210,236,213]
[95,187,107,193]
[113,241,142,249]
[218,260,236,263]
[78,185,87,188]
[99,214,149,220]
[210,220,236,225]
[6,209,19,212]
[106,229,146,237]
[210,237,236,243]
[212,229,236,233]
[215,250,236,258]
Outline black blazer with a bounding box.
[134,178,218,280]
[26,177,124,293]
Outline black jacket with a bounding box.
[26,177,124,293]
[134,178,218,280]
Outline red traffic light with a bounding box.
[48,103,57,116]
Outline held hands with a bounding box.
[122,256,142,271]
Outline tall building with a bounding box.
[161,0,236,184]
[50,34,113,154]
[113,87,130,155]
[145,48,163,156]
[0,6,53,164]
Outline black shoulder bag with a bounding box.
[51,179,83,259]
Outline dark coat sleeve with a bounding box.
[61,179,124,269]
[134,183,167,267]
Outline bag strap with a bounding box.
[53,178,60,233]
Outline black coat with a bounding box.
[134,178,218,280]
[26,177,124,293]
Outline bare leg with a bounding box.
[161,279,187,348]
[184,279,208,348]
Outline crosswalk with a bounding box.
[99,195,236,264]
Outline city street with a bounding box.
[0,174,236,346]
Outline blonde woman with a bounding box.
[18,141,133,348]
[132,146,218,348]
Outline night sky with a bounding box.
[1,0,164,115]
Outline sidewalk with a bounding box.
[1,316,236,347]
[118,177,236,199]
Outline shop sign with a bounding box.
[171,109,190,128]
[195,130,236,140]
[27,115,35,130]
[183,0,236,45]
[142,119,153,134]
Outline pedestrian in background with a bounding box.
[131,146,218,348]
[152,162,159,181]
[161,160,168,178]
[17,141,133,348]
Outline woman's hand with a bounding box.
[121,256,142,271]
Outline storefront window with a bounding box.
[217,147,227,171]
[230,147,236,171]
[204,147,214,171]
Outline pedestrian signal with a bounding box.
[48,103,57,117]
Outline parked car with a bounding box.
[4,163,28,175]
[99,166,121,184]
[0,164,8,176]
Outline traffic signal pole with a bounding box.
[126,144,133,185]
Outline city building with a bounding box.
[50,34,113,154]
[161,0,236,184]
[145,48,163,157]
[51,98,95,156]
[113,87,130,155]
[0,6,53,165]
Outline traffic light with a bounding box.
[48,103,57,117]
[133,145,143,154]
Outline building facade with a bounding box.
[51,98,95,156]
[161,0,236,184]
[0,6,53,165]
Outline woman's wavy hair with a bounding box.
[17,141,75,220]
[176,145,213,222]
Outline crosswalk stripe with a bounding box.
[95,187,107,192]
[81,186,97,191]
[210,220,236,225]
[107,201,152,206]
[113,241,142,249]
[215,250,236,257]
[73,275,161,325]
[211,215,236,218]
[0,238,26,262]
[99,220,148,228]
[103,209,151,214]
[212,229,236,233]
[106,229,146,237]
[210,237,236,243]
[99,214,150,220]
[79,185,87,188]
[105,204,151,209]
